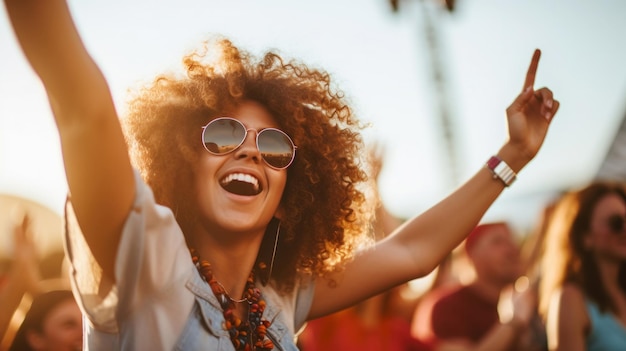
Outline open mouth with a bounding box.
[220,172,262,196]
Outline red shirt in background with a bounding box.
[300,308,429,351]
[412,285,507,350]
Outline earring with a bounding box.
[257,217,281,286]
[267,220,280,284]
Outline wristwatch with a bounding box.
[486,155,516,187]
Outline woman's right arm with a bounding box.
[4,0,135,280]
[545,284,588,351]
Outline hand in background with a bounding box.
[1,212,43,341]
[366,142,404,239]
[367,142,385,186]
[10,214,42,295]
[498,279,536,329]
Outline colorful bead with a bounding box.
[190,249,273,351]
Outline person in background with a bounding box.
[412,222,541,351]
[8,289,82,351]
[4,0,559,349]
[519,199,558,285]
[539,181,626,351]
[512,200,557,351]
[0,214,42,343]
[1,212,81,351]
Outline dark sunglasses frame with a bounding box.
[201,117,297,169]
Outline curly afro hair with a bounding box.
[121,36,373,292]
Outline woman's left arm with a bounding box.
[310,49,559,319]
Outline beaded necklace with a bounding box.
[190,249,274,351]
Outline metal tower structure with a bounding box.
[389,0,459,187]
[596,104,626,181]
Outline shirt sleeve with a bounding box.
[63,169,195,334]
[293,279,315,332]
[258,277,315,341]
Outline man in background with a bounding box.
[411,222,545,351]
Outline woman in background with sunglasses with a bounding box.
[4,0,559,350]
[539,182,626,350]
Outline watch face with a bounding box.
[486,156,515,187]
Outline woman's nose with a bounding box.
[234,129,262,162]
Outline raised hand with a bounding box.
[367,142,385,185]
[498,281,536,330]
[505,49,560,164]
[0,212,42,338]
[10,213,42,295]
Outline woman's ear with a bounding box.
[26,330,46,350]
[274,207,285,221]
[582,231,594,250]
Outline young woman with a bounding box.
[539,182,626,350]
[4,0,559,350]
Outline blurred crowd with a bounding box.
[2,144,626,351]
[0,211,81,351]
[296,149,626,351]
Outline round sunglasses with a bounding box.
[201,117,297,169]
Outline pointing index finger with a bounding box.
[523,49,541,91]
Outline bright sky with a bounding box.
[1,0,626,233]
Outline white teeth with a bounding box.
[222,173,260,190]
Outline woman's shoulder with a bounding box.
[556,283,589,318]
[551,282,590,328]
[558,283,586,305]
[545,282,591,350]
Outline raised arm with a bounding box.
[310,49,560,318]
[4,0,135,279]
[0,214,41,340]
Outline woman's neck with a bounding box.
[596,258,623,295]
[596,258,626,324]
[190,227,266,299]
[470,276,504,303]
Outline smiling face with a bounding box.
[584,193,626,262]
[468,223,521,286]
[194,100,288,238]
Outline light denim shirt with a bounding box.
[64,170,314,350]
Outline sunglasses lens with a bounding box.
[258,129,295,169]
[203,118,246,154]
[608,215,625,234]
